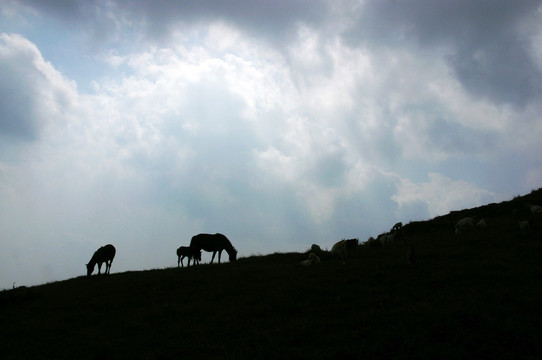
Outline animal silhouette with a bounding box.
[86,244,116,276]
[176,246,201,267]
[190,233,237,263]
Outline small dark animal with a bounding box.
[176,246,202,267]
[391,222,403,232]
[86,244,116,276]
[190,233,237,264]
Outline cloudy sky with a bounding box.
[1,0,542,289]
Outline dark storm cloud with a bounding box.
[18,0,329,45]
[348,0,542,108]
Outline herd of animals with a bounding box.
[85,202,542,276]
[86,233,238,276]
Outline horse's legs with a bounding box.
[108,259,113,274]
[210,251,216,263]
[97,262,102,275]
[218,250,223,263]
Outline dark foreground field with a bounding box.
[2,191,542,359]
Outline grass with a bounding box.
[1,189,542,359]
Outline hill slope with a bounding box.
[1,189,542,359]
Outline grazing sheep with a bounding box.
[378,232,397,246]
[331,240,347,264]
[311,244,322,253]
[454,217,475,235]
[309,243,329,260]
[525,203,542,215]
[344,238,359,252]
[476,218,487,229]
[376,233,388,246]
[366,236,382,248]
[300,252,321,266]
[519,220,530,233]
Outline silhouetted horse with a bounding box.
[86,244,116,276]
[176,246,202,267]
[190,233,237,264]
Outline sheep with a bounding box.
[377,232,398,246]
[519,220,530,233]
[344,238,359,252]
[331,240,347,264]
[309,243,329,260]
[454,217,475,235]
[300,252,321,266]
[476,218,487,229]
[366,236,382,248]
[311,244,322,253]
[376,233,388,246]
[525,203,542,215]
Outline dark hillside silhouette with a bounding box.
[1,188,542,359]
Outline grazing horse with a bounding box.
[86,244,116,276]
[176,246,202,267]
[190,233,237,264]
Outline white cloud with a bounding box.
[393,173,501,219]
[0,33,78,142]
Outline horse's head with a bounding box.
[229,249,238,262]
[86,263,95,276]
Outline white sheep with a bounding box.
[300,252,321,266]
[519,220,530,233]
[525,203,542,215]
[331,240,347,264]
[454,217,475,235]
[476,218,487,229]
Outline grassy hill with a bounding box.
[2,189,542,359]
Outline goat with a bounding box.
[331,240,347,264]
[300,252,321,266]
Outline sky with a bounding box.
[1,0,542,289]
